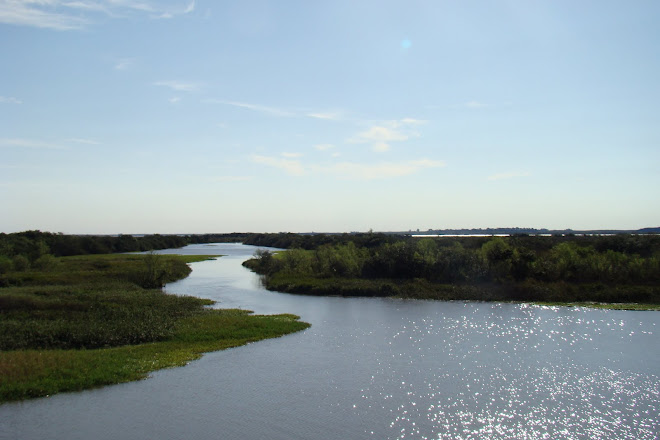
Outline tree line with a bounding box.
[245,234,660,303]
[0,231,189,273]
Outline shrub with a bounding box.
[12,255,30,271]
[0,256,13,274]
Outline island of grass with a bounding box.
[0,253,309,403]
[242,234,660,311]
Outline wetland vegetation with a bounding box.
[0,238,309,403]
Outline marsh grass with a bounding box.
[0,254,309,402]
[0,310,309,402]
[262,273,659,310]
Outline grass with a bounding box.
[0,310,309,402]
[0,254,309,403]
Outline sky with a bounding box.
[1,0,659,234]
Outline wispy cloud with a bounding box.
[0,96,22,104]
[306,111,342,121]
[323,159,444,180]
[206,99,294,117]
[114,57,133,70]
[371,142,391,153]
[0,138,66,149]
[488,171,531,181]
[314,144,335,151]
[281,152,303,158]
[349,118,426,153]
[314,144,340,157]
[465,100,488,109]
[207,175,253,183]
[206,98,346,121]
[250,154,306,176]
[0,1,89,29]
[62,2,110,14]
[250,152,444,180]
[154,80,201,92]
[158,0,194,18]
[66,137,101,145]
[353,126,409,143]
[0,1,195,30]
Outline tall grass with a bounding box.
[0,310,309,402]
[0,254,310,402]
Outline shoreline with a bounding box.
[252,270,660,311]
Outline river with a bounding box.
[1,243,659,440]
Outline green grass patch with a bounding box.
[0,253,309,403]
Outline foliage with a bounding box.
[0,254,208,350]
[0,231,191,260]
[244,235,660,304]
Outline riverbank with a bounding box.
[0,254,310,403]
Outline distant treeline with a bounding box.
[242,232,399,249]
[244,233,660,304]
[0,230,387,273]
[398,227,660,236]
[0,230,256,273]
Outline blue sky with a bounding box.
[1,1,658,234]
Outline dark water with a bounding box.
[1,243,658,440]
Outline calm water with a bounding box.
[1,243,658,440]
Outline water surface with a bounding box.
[1,243,658,439]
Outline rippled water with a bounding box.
[1,243,658,440]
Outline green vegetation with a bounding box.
[244,234,660,309]
[0,253,309,403]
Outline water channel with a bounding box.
[1,243,659,439]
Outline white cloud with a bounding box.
[306,111,342,121]
[399,117,427,126]
[154,80,201,92]
[168,96,181,104]
[314,144,335,151]
[372,142,390,153]
[63,2,109,13]
[281,152,302,158]
[349,118,424,153]
[488,171,531,181]
[114,58,133,70]
[0,138,66,149]
[0,96,22,104]
[250,154,306,176]
[0,1,195,30]
[354,126,409,143]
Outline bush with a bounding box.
[32,254,59,271]
[12,255,30,271]
[0,256,13,274]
